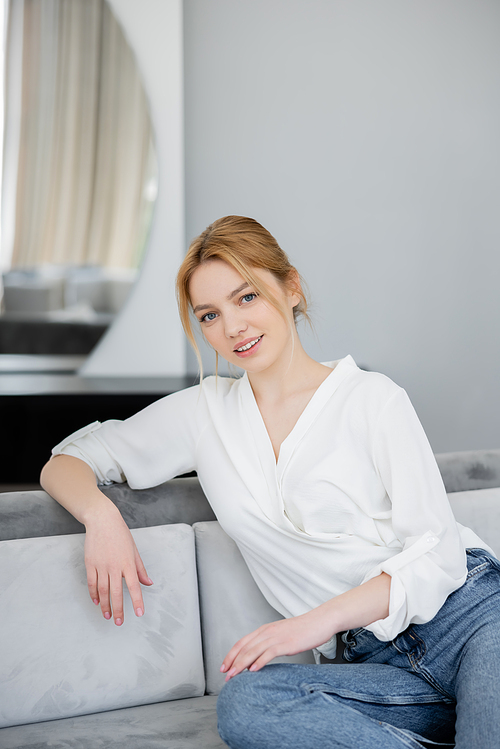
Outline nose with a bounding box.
[224,309,248,338]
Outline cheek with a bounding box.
[201,324,224,350]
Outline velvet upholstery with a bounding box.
[0,524,205,728]
[448,487,500,558]
[0,696,224,749]
[0,477,215,541]
[435,449,500,493]
[0,448,499,747]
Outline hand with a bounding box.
[220,607,337,681]
[84,506,153,626]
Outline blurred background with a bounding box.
[1,0,499,476]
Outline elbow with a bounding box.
[40,454,60,490]
[39,456,52,488]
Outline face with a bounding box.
[189,259,300,375]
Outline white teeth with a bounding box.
[236,336,262,352]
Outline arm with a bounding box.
[40,454,152,626]
[221,572,390,680]
[41,385,201,624]
[363,387,467,640]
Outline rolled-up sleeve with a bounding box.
[362,388,467,641]
[51,384,203,488]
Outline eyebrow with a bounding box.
[193,282,251,314]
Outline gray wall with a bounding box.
[184,0,500,453]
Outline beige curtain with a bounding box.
[4,0,155,269]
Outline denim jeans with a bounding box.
[217,549,500,748]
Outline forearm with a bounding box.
[221,572,391,678]
[40,454,120,526]
[317,571,391,635]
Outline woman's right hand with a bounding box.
[83,504,153,625]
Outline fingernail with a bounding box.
[136,607,144,617]
[104,612,111,620]
[147,577,154,585]
[115,618,123,626]
[93,599,99,605]
[220,663,226,673]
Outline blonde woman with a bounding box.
[41,216,499,748]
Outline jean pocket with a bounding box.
[342,627,389,663]
[465,547,500,579]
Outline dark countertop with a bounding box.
[0,356,200,482]
[0,372,198,395]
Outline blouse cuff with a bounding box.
[51,421,124,485]
[315,635,338,660]
[361,530,442,641]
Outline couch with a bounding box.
[1,449,499,749]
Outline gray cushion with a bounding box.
[0,695,224,749]
[194,521,315,696]
[0,477,215,541]
[448,487,500,558]
[436,449,500,493]
[0,524,205,728]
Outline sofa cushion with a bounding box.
[194,521,315,695]
[0,524,205,728]
[0,695,224,749]
[448,487,500,558]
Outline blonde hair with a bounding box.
[176,216,309,376]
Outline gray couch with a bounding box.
[1,450,499,749]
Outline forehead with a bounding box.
[189,259,279,306]
[189,260,245,304]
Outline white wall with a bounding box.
[184,0,500,452]
[81,0,185,376]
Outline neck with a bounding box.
[247,331,330,404]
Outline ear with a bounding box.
[286,269,302,308]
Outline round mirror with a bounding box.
[0,0,157,366]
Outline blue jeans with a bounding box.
[217,549,500,748]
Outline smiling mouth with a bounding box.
[235,336,263,353]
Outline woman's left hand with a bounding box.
[220,607,336,681]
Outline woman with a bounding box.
[41,216,499,748]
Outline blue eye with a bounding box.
[200,312,218,323]
[242,293,257,303]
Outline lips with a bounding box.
[233,335,262,352]
[233,335,263,357]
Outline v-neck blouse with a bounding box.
[52,355,489,658]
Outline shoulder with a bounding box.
[323,355,407,427]
[329,355,402,402]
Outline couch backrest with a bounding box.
[2,449,499,542]
[435,448,500,493]
[0,477,215,541]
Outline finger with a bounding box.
[134,547,154,586]
[226,642,279,681]
[124,569,145,618]
[109,573,124,626]
[97,571,112,620]
[86,565,100,606]
[248,647,280,673]
[223,634,273,679]
[221,627,267,672]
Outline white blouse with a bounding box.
[52,355,488,658]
